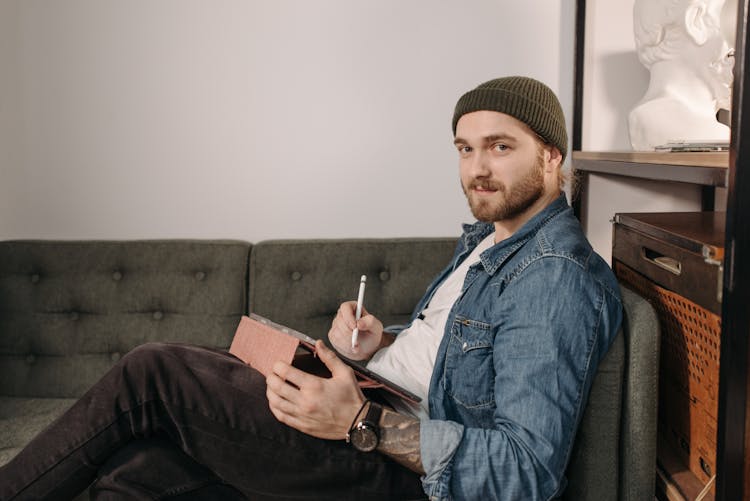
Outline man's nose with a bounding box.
[467,151,491,177]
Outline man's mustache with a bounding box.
[467,179,506,192]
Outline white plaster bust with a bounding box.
[629,0,737,150]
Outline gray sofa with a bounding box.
[0,239,659,500]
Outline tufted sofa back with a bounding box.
[248,239,457,340]
[0,240,251,398]
[0,238,457,399]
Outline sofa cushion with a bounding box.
[563,328,624,499]
[0,240,251,398]
[249,238,457,340]
[0,396,76,467]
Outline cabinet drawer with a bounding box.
[612,215,723,315]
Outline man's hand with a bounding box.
[328,301,384,361]
[266,340,365,440]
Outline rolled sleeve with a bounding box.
[420,418,464,500]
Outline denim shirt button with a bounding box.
[462,341,468,350]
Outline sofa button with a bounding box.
[195,271,206,281]
[110,352,121,362]
[69,312,79,321]
[112,271,123,281]
[291,271,302,281]
[30,274,40,284]
[153,311,163,321]
[379,271,390,282]
[25,354,36,365]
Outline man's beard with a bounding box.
[463,152,545,222]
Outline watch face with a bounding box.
[350,423,379,452]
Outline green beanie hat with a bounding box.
[452,76,568,160]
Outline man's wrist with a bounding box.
[378,332,397,350]
[347,401,383,452]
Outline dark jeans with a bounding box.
[89,437,247,500]
[0,343,424,500]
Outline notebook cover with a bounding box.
[229,315,303,377]
[229,314,421,404]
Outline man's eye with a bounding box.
[458,146,472,154]
[493,144,508,152]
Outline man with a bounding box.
[629,0,736,149]
[0,76,622,500]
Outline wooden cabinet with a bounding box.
[612,212,724,500]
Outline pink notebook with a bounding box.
[229,314,421,404]
[229,315,312,377]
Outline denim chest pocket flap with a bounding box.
[443,315,495,408]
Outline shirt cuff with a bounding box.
[420,419,463,499]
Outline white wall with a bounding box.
[0,1,576,241]
[0,1,21,235]
[580,0,704,263]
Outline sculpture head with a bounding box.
[633,0,736,108]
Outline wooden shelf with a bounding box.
[572,151,729,187]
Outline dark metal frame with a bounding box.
[716,0,750,497]
[572,0,585,154]
[571,0,586,219]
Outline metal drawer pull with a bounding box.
[641,247,682,275]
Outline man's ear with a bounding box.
[544,145,563,172]
[685,1,711,45]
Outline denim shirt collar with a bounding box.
[460,192,569,276]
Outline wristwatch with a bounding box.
[347,401,383,452]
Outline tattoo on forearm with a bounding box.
[377,407,425,475]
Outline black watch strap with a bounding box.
[347,401,383,452]
[362,401,383,428]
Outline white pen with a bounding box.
[351,275,367,350]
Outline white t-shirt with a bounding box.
[367,233,496,418]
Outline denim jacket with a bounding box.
[394,194,622,501]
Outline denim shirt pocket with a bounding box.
[443,315,495,409]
